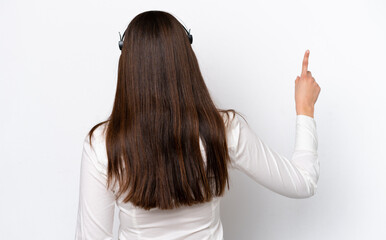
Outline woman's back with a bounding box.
[75,111,319,239]
[116,195,223,239]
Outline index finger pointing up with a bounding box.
[301,49,310,76]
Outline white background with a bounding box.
[1,0,385,239]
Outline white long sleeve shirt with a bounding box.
[75,113,319,240]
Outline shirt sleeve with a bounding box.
[227,114,319,198]
[75,133,116,239]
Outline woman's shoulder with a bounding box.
[218,110,247,149]
[83,122,109,176]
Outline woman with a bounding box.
[75,10,321,240]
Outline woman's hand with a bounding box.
[295,50,321,118]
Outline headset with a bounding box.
[118,22,193,50]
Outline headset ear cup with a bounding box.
[119,30,126,50]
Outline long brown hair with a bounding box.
[87,10,243,210]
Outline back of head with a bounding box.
[88,10,238,210]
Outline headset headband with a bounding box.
[118,22,193,50]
